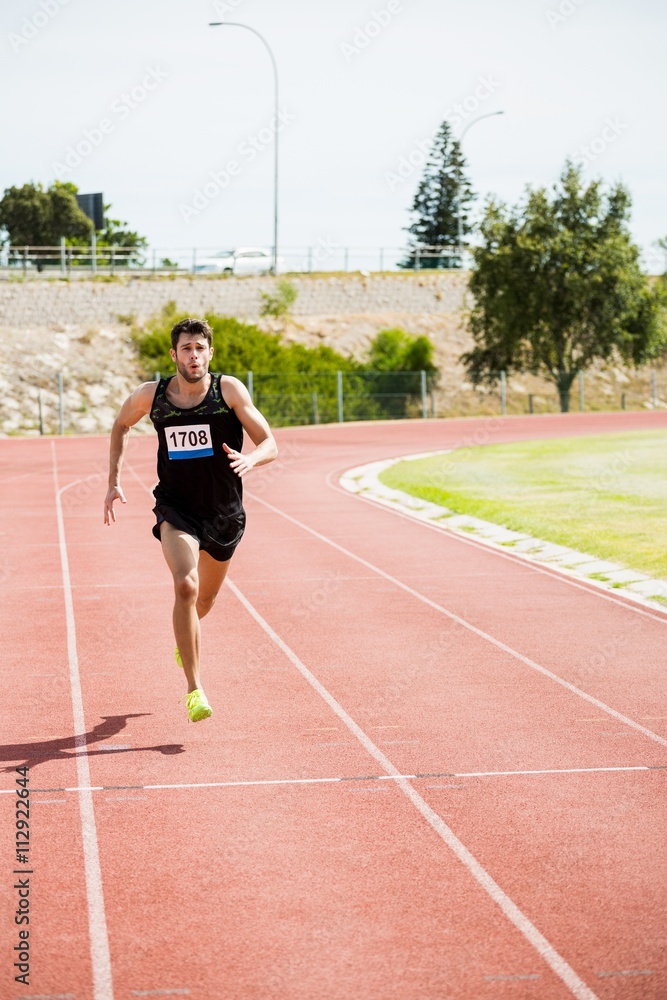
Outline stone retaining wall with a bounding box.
[0,272,468,328]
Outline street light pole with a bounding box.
[456,110,505,269]
[209,21,280,275]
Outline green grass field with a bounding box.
[379,429,667,579]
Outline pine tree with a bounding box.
[402,121,474,269]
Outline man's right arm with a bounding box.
[104,382,156,525]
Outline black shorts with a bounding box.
[152,502,246,562]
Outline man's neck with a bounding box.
[172,371,211,399]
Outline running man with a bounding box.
[104,317,278,722]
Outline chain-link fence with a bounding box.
[434,368,667,418]
[243,370,432,426]
[2,366,666,437]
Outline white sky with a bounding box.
[1,0,666,270]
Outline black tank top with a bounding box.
[150,373,244,518]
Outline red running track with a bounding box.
[1,411,667,1000]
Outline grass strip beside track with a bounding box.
[379,429,667,579]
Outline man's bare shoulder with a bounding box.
[134,380,160,410]
[219,375,250,405]
[115,380,160,427]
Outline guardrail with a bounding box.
[0,244,466,276]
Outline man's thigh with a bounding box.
[197,548,232,602]
[159,520,200,581]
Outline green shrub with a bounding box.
[130,305,438,426]
[259,279,298,318]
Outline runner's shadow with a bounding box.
[1,714,185,773]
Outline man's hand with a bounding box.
[223,442,255,477]
[104,486,127,524]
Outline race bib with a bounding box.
[165,424,214,460]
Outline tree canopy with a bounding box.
[0,181,92,246]
[0,181,147,263]
[402,121,474,269]
[462,162,666,411]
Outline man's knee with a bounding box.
[197,591,217,615]
[174,569,198,604]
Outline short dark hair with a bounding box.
[170,318,213,351]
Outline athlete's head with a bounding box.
[169,318,214,384]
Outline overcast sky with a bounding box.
[1,0,665,270]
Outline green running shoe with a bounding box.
[184,689,212,723]
[174,646,183,668]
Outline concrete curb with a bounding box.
[340,450,667,615]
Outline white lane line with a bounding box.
[456,766,652,777]
[246,491,667,751]
[0,763,661,796]
[227,577,599,1000]
[325,470,667,627]
[52,443,114,1000]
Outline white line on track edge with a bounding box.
[247,491,667,751]
[52,442,114,1000]
[227,576,600,1000]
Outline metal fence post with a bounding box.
[343,248,349,272]
[38,390,44,435]
[337,371,343,423]
[578,370,584,412]
[308,247,313,273]
[421,370,427,419]
[91,231,97,274]
[192,248,197,274]
[652,369,657,408]
[500,371,506,416]
[247,370,254,403]
[312,390,319,424]
[57,373,64,435]
[528,394,534,415]
[379,248,384,272]
[60,237,66,277]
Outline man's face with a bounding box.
[171,335,214,384]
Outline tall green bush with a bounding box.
[131,304,439,426]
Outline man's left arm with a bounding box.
[224,378,278,477]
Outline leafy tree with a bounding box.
[401,121,474,269]
[0,181,92,246]
[66,196,148,265]
[0,181,147,266]
[462,162,667,411]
